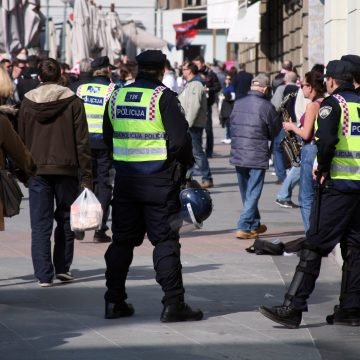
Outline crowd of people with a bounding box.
[1,48,360,327]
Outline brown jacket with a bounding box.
[18,83,92,188]
[0,106,36,230]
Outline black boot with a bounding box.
[327,307,360,326]
[105,301,134,319]
[160,302,203,322]
[259,305,302,329]
[94,230,111,243]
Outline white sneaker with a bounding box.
[39,282,53,288]
[56,272,75,282]
[221,139,231,144]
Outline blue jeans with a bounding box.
[299,143,317,232]
[29,175,79,283]
[189,127,212,181]
[273,129,287,182]
[236,167,266,232]
[276,166,301,201]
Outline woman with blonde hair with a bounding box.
[0,65,36,230]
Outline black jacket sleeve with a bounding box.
[160,89,194,167]
[315,96,341,173]
[102,102,114,152]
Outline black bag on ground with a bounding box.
[283,237,305,253]
[0,169,24,217]
[246,238,285,255]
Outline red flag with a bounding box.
[173,17,202,49]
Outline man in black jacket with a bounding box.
[102,50,203,322]
[233,63,253,100]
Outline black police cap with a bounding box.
[91,56,115,70]
[341,54,360,72]
[325,60,353,80]
[135,50,166,69]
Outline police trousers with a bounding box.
[291,185,360,310]
[104,165,185,305]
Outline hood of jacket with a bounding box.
[24,83,77,123]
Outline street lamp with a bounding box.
[61,0,71,62]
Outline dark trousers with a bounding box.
[91,149,113,232]
[205,104,214,157]
[104,166,185,305]
[29,175,79,282]
[291,186,360,310]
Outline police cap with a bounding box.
[91,56,115,70]
[340,54,360,73]
[135,50,166,69]
[325,60,353,80]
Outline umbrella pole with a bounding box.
[44,0,50,52]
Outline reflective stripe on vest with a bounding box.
[77,82,115,134]
[108,86,167,162]
[330,95,360,181]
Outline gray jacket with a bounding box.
[230,90,281,169]
[178,76,207,128]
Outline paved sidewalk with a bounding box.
[1,123,359,360]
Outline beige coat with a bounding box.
[0,106,36,230]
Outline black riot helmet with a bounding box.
[180,187,213,229]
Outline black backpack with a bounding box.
[0,169,23,217]
[246,238,284,255]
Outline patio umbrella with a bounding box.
[48,18,57,59]
[98,6,107,57]
[65,20,72,65]
[89,1,104,58]
[72,0,91,65]
[22,1,45,50]
[0,0,22,55]
[122,21,137,61]
[135,26,167,50]
[104,4,123,64]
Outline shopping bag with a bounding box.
[70,188,103,231]
[0,169,24,217]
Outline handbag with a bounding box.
[0,169,24,217]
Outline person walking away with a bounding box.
[102,50,203,322]
[259,60,360,328]
[17,59,93,287]
[230,74,280,239]
[0,65,36,231]
[76,56,116,243]
[282,70,326,232]
[232,63,252,100]
[178,62,214,189]
[193,56,221,158]
[219,74,235,144]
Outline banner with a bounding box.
[173,17,202,49]
[207,0,238,29]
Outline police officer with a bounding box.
[259,60,360,328]
[102,50,203,322]
[341,54,360,95]
[76,56,115,242]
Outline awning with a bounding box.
[227,1,260,43]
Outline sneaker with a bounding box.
[251,224,267,235]
[221,139,231,144]
[93,230,112,243]
[56,272,75,282]
[105,301,135,319]
[160,302,203,322]
[275,199,298,208]
[259,305,302,329]
[74,231,85,240]
[39,281,53,288]
[327,306,360,326]
[201,180,214,189]
[236,230,258,239]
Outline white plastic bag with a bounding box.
[70,188,103,231]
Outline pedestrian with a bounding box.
[193,56,221,158]
[17,58,93,287]
[0,65,36,231]
[230,74,280,239]
[178,61,214,189]
[232,63,252,100]
[76,56,116,243]
[282,69,326,231]
[219,73,235,144]
[102,50,203,322]
[259,60,360,328]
